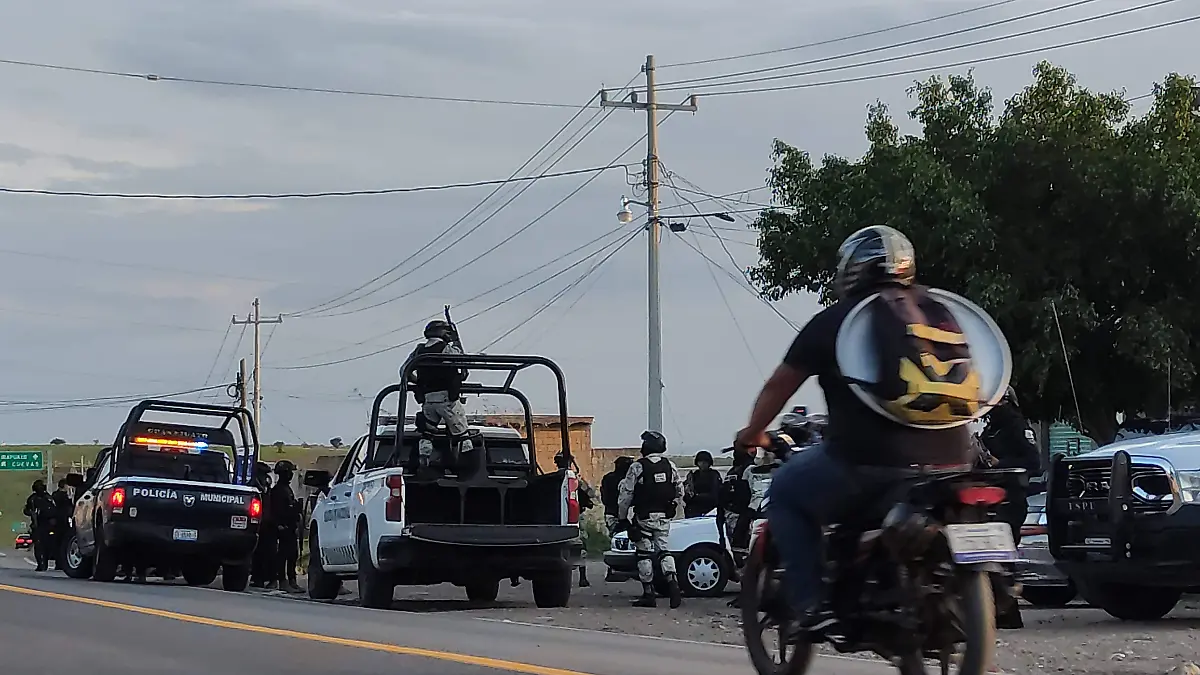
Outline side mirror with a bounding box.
[303,469,332,490]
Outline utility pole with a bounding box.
[600,54,698,433]
[237,358,248,410]
[232,299,282,440]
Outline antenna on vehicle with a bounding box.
[1050,301,1085,431]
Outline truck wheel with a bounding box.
[677,545,731,598]
[1021,584,1076,608]
[356,526,394,609]
[1080,581,1181,621]
[532,570,572,608]
[61,531,93,579]
[307,527,342,600]
[183,564,219,586]
[92,518,118,583]
[465,579,500,603]
[221,563,251,592]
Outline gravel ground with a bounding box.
[283,562,1200,675]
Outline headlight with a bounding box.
[1176,470,1200,503]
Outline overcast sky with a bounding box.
[0,0,1192,450]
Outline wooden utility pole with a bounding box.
[232,299,281,439]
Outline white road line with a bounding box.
[472,617,890,668]
[24,557,36,567]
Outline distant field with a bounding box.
[0,444,342,540]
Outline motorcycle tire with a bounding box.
[740,529,813,675]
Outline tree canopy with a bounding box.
[751,62,1200,443]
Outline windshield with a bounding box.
[116,447,233,483]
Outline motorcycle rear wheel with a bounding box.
[740,531,814,675]
[907,571,996,675]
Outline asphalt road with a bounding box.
[0,560,889,675]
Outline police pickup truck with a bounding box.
[61,400,263,591]
[305,353,583,609]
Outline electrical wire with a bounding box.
[479,229,641,352]
[0,57,586,109]
[668,184,781,210]
[0,164,629,200]
[0,383,232,413]
[203,323,248,402]
[0,303,225,334]
[303,109,680,320]
[271,228,640,370]
[692,14,1200,98]
[280,223,635,363]
[508,239,616,354]
[290,79,642,318]
[199,323,234,392]
[286,88,621,316]
[655,0,1113,90]
[659,0,1029,69]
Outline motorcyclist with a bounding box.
[736,225,974,632]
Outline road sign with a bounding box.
[0,450,43,471]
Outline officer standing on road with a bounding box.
[271,460,303,593]
[617,431,683,609]
[683,451,721,518]
[601,456,634,537]
[406,320,471,475]
[23,480,58,572]
[979,386,1041,630]
[250,461,276,588]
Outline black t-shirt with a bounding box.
[783,300,970,467]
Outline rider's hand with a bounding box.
[735,427,771,450]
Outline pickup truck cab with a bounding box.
[1048,417,1200,620]
[61,400,262,591]
[305,352,583,609]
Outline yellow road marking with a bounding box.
[0,584,593,675]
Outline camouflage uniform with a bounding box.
[617,447,683,608]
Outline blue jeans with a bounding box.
[765,444,864,614]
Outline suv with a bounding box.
[304,353,583,609]
[1048,419,1200,620]
[61,400,263,590]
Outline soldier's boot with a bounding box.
[632,582,657,607]
[666,573,683,609]
[578,565,590,588]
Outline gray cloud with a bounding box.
[0,0,1192,447]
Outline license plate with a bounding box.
[230,516,248,530]
[172,528,198,542]
[945,522,1017,564]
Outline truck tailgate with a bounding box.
[118,477,258,530]
[407,524,580,546]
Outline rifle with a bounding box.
[443,305,463,351]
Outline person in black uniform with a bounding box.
[979,386,1041,629]
[250,461,275,588]
[271,460,303,593]
[683,451,721,518]
[600,455,634,583]
[736,225,975,631]
[24,480,58,572]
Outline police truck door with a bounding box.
[321,438,368,567]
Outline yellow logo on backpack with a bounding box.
[871,287,983,426]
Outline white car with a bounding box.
[305,422,582,609]
[603,508,766,597]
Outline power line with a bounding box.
[694,14,1200,98]
[199,324,234,392]
[301,112,675,320]
[689,231,765,379]
[0,56,586,109]
[270,228,640,370]
[659,0,1029,69]
[655,0,1111,90]
[0,163,631,199]
[508,239,616,354]
[286,88,622,316]
[480,230,641,351]
[203,323,248,402]
[289,80,641,318]
[280,223,635,363]
[0,247,277,282]
[0,383,232,413]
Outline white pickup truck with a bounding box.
[305,352,584,609]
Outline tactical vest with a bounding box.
[632,456,676,518]
[412,340,461,398]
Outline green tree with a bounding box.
[751,62,1200,443]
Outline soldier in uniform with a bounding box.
[617,431,683,609]
[405,320,470,474]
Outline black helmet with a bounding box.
[1002,385,1019,407]
[640,430,667,456]
[424,320,453,340]
[274,460,296,475]
[834,225,916,300]
[614,456,634,473]
[553,452,570,469]
[32,479,46,493]
[694,450,713,466]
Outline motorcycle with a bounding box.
[740,464,1024,675]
